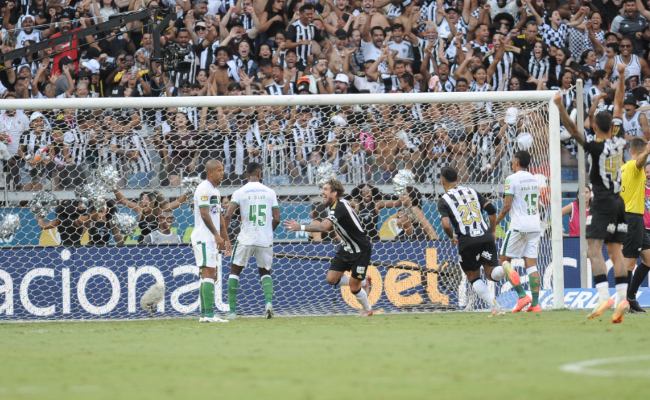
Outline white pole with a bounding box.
[549,100,565,309]
[576,80,588,288]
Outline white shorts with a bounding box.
[231,243,273,270]
[192,240,221,269]
[500,230,540,259]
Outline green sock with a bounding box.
[530,275,540,306]
[201,280,215,318]
[199,281,205,318]
[261,275,274,304]
[505,269,527,299]
[228,277,239,314]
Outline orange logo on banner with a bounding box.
[339,247,455,308]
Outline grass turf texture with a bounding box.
[1,311,649,400]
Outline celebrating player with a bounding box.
[495,150,542,313]
[619,138,650,313]
[437,167,525,317]
[283,179,373,317]
[554,61,629,323]
[191,160,232,323]
[223,163,281,320]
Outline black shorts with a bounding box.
[586,195,627,243]
[623,213,650,258]
[458,241,498,272]
[330,248,372,281]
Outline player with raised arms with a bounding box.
[554,61,630,322]
[437,166,525,316]
[223,162,281,320]
[283,179,373,317]
[495,150,543,313]
[192,160,232,323]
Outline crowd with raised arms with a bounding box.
[1,0,650,213]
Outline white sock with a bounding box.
[229,274,239,281]
[354,288,371,311]
[596,281,609,302]
[339,275,350,286]
[202,278,215,284]
[491,267,505,281]
[526,266,538,275]
[472,279,498,309]
[615,283,628,306]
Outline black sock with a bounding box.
[628,271,633,285]
[629,264,650,300]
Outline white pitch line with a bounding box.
[559,355,650,377]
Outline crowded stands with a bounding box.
[1,0,649,192]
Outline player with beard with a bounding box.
[284,179,373,316]
[555,62,630,323]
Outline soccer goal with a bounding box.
[0,91,563,322]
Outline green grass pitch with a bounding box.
[1,311,649,400]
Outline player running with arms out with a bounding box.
[437,167,524,316]
[495,150,543,313]
[223,163,281,320]
[619,137,650,313]
[283,179,373,317]
[554,60,630,323]
[192,160,232,323]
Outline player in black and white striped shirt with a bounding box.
[284,179,374,317]
[285,4,326,64]
[437,167,523,316]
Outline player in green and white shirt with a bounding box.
[495,150,542,313]
[191,160,232,323]
[224,162,281,319]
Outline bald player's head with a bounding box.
[205,160,224,184]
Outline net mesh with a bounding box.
[0,96,556,321]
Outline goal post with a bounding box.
[0,91,565,321]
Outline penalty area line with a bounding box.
[559,355,650,377]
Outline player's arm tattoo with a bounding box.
[303,218,334,233]
[495,197,513,225]
[200,207,219,236]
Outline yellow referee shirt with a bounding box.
[621,160,646,214]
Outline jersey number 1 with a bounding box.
[249,204,267,226]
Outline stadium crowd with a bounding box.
[0,0,649,193]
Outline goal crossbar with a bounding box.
[5,92,556,110]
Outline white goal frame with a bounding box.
[2,91,564,309]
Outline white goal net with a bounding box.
[0,92,562,321]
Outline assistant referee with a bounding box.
[620,137,650,313]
